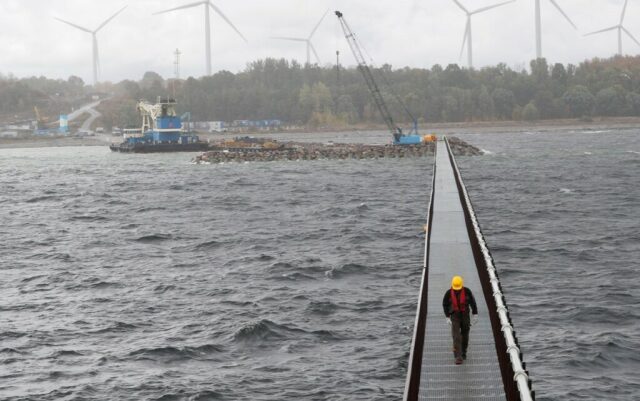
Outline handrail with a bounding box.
[423,152,437,270]
[402,144,437,401]
[444,137,534,401]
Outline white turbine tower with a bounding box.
[452,0,515,69]
[533,0,577,59]
[584,0,640,56]
[55,6,127,86]
[154,1,247,76]
[271,9,329,65]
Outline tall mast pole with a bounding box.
[174,48,182,80]
[336,50,340,86]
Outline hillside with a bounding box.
[2,56,640,129]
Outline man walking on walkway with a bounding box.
[443,275,478,364]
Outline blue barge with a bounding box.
[110,97,208,153]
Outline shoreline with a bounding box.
[1,117,638,150]
[419,116,640,134]
[272,116,640,135]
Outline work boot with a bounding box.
[455,356,463,365]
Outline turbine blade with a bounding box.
[96,5,127,32]
[309,41,321,64]
[55,17,92,33]
[308,9,329,39]
[271,36,307,42]
[620,0,629,25]
[548,0,577,29]
[622,27,640,47]
[471,0,515,15]
[584,26,618,36]
[459,19,469,60]
[452,0,469,14]
[153,1,207,15]
[209,3,248,43]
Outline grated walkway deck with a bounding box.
[417,140,506,401]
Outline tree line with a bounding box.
[2,55,640,128]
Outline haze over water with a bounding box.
[0,129,638,400]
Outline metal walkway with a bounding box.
[404,139,534,401]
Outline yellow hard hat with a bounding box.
[451,276,463,290]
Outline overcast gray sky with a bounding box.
[0,0,637,83]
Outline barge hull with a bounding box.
[110,142,209,153]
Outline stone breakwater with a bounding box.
[193,137,482,164]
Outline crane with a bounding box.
[335,10,425,145]
[33,106,51,135]
[137,97,179,132]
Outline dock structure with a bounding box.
[404,138,534,401]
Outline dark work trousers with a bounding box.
[451,311,471,358]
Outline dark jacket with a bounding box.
[442,287,478,317]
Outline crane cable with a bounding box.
[360,44,418,134]
[341,20,417,134]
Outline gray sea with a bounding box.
[0,129,638,400]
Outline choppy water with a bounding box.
[458,129,640,401]
[0,129,638,401]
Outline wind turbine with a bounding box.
[452,0,515,69]
[584,0,640,56]
[271,9,329,65]
[55,6,127,86]
[154,1,247,76]
[533,0,577,59]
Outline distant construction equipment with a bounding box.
[33,106,50,135]
[335,11,429,145]
[32,107,70,136]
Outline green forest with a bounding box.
[2,55,640,129]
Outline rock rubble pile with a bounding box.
[193,137,481,164]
